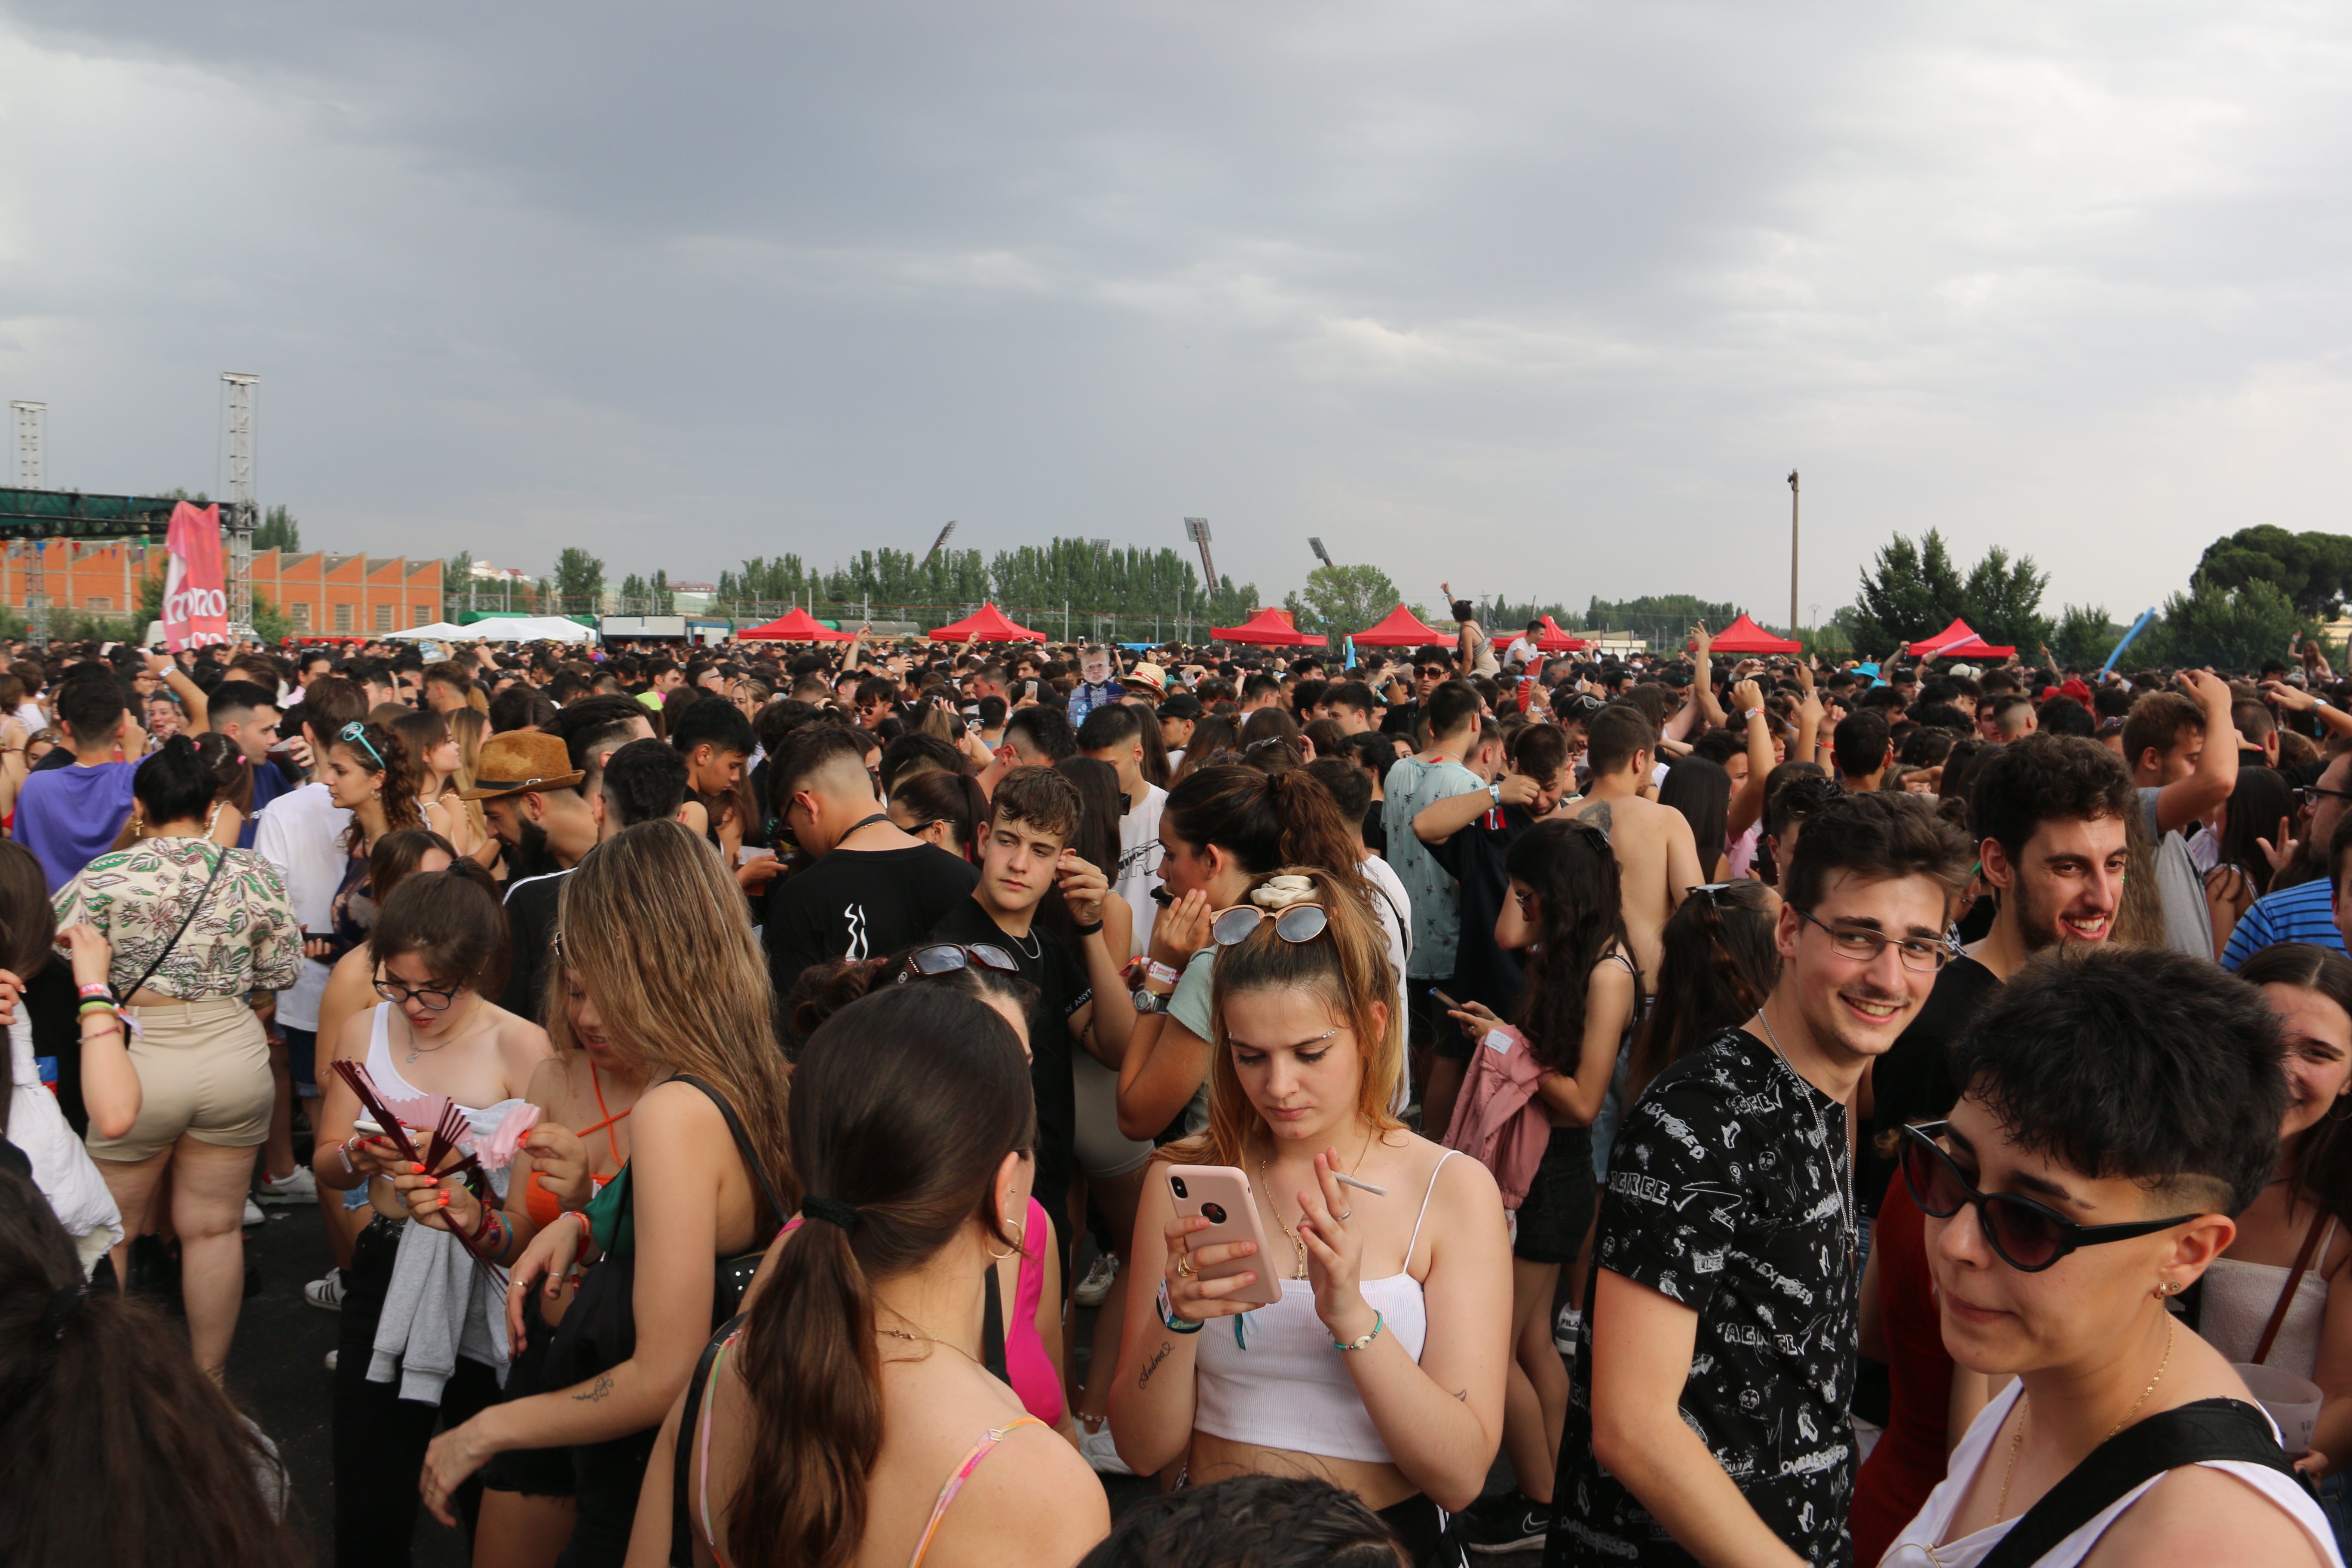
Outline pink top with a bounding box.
[1007,1197,1062,1426]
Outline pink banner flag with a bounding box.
[162,501,230,649]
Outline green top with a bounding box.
[585,1160,634,1259]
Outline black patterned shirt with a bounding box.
[1547,1025,1859,1567]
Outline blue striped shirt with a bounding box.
[2220,876,2346,969]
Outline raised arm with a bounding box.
[1724,680,1773,841]
[2150,669,2239,835]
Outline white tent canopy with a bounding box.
[384,616,599,645]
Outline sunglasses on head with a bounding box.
[338,721,385,769]
[898,943,1021,982]
[1210,903,1329,947]
[1898,1121,2203,1272]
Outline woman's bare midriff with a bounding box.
[1188,1433,1415,1512]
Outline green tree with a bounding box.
[253,505,301,553]
[1956,545,2052,653]
[2195,527,2352,620]
[1847,530,1966,653]
[553,548,605,616]
[2049,604,2125,671]
[1287,564,1403,636]
[250,591,294,645]
[2147,575,2303,671]
[1580,594,1746,638]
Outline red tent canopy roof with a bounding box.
[1535,615,1591,652]
[738,607,853,642]
[928,603,1047,642]
[1210,607,1328,647]
[1349,603,1447,646]
[1907,618,2016,659]
[1706,613,1802,654]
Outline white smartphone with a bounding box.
[1164,1164,1286,1308]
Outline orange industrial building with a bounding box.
[1,539,443,635]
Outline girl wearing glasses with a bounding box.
[54,735,303,1381]
[312,864,551,1565]
[1883,946,2339,1567]
[1109,866,1511,1566]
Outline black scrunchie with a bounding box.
[800,1196,861,1234]
[40,1282,85,1341]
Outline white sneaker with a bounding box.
[1076,1418,1134,1476]
[1072,1251,1119,1308]
[325,1348,338,1372]
[242,1198,266,1228]
[255,1167,318,1204]
[305,1270,346,1312]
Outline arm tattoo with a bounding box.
[1455,1388,1469,1402]
[1138,1341,1174,1388]
[572,1373,614,1403]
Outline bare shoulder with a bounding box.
[934,1418,1112,1562]
[522,1053,572,1112]
[2081,1463,2329,1568]
[630,1077,729,1145]
[1383,1129,1504,1225]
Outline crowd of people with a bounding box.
[5,614,2352,1567]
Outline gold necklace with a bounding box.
[877,1320,980,1366]
[1256,1127,1375,1280]
[1995,1319,2175,1522]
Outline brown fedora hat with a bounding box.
[457,730,586,800]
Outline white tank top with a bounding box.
[1192,1150,1454,1465]
[364,1004,525,1184]
[2201,1219,2338,1378]
[1878,1379,2343,1567]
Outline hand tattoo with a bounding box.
[573,1373,614,1403]
[1138,1341,1173,1388]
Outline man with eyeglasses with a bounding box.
[1547,791,1972,1568]
[2220,760,2352,969]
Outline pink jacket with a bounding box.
[1441,1021,1552,1209]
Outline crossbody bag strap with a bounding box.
[1978,1398,2300,1568]
[671,1313,747,1568]
[2253,1207,2331,1366]
[123,844,230,1000]
[673,1075,790,1232]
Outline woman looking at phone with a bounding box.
[1108,865,1510,1565]
[413,821,792,1568]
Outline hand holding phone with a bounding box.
[1164,1164,1284,1314]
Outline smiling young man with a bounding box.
[1549,790,1972,1568]
[929,765,1136,1231]
[1864,734,2133,1212]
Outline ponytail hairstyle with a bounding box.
[1630,879,1779,1097]
[0,1169,305,1568]
[887,769,988,864]
[1163,764,1370,906]
[1506,820,1634,1074]
[333,719,425,851]
[1180,865,1405,1170]
[730,986,1034,1568]
[189,731,254,820]
[127,735,219,831]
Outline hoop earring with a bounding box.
[986,1216,1026,1262]
[2331,1097,2352,1124]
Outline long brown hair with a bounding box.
[334,720,424,851]
[2238,942,2352,1230]
[729,986,1033,1568]
[554,821,791,1205]
[1631,881,1778,1096]
[1507,819,1633,1074]
[0,1170,306,1568]
[1170,865,1406,1171]
[1162,764,1369,902]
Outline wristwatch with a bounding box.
[1133,987,1173,1015]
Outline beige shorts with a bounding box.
[86,997,272,1164]
[1072,1049,1155,1181]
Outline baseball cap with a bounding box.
[1157,692,1204,721]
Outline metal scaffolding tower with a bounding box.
[1184,517,1216,594]
[222,373,257,638]
[13,402,48,642]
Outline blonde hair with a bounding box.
[553,820,793,1212]
[1167,864,1405,1170]
[446,707,489,790]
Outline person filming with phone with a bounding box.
[1108,864,1510,1567]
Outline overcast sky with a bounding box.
[4,2,2349,622]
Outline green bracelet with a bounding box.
[1332,1311,1386,1352]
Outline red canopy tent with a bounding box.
[1907,618,2016,660]
[927,603,1047,643]
[737,607,853,642]
[1210,607,1328,647]
[1705,613,1802,655]
[1534,615,1591,652]
[1348,604,1447,646]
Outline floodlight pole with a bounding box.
[223,373,259,641]
[12,402,46,644]
[1787,471,1800,643]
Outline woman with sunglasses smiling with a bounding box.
[1884,945,2339,1567]
[1109,864,1511,1565]
[312,864,552,1564]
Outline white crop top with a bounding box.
[1880,1379,2343,1567]
[2202,1219,2338,1378]
[1192,1150,1454,1465]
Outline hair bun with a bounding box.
[1251,873,1318,910]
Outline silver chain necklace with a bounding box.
[1754,1008,1855,1250]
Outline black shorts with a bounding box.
[1514,1124,1596,1265]
[479,1292,576,1498]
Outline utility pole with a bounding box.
[1787,471,1801,640]
[12,402,46,645]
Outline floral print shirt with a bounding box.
[54,838,303,1001]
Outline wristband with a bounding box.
[1146,960,1180,988]
[337,1138,357,1175]
[572,1209,594,1252]
[77,999,118,1016]
[1743,707,1764,722]
[1073,918,1104,937]
[1157,1278,1203,1334]
[77,982,114,1001]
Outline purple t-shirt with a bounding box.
[15,762,138,891]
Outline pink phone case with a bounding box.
[1165,1164,1286,1308]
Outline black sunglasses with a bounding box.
[1899,1121,2202,1272]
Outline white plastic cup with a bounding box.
[2233,1362,2323,1457]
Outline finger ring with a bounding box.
[1336,1209,1353,1222]
[1175,1253,1194,1277]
